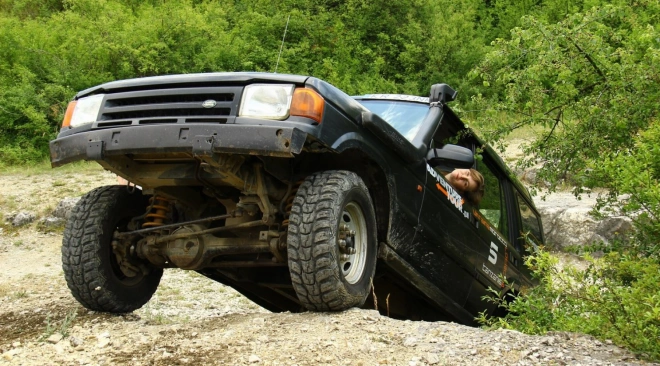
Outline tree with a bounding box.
[471,3,660,250]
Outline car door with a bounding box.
[460,152,522,315]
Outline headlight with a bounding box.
[239,84,294,120]
[62,94,104,128]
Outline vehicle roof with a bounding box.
[353,94,430,104]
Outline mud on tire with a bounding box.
[62,185,163,313]
[287,170,377,311]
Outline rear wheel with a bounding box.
[62,185,163,313]
[287,170,377,311]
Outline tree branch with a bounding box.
[568,37,606,81]
[539,109,562,149]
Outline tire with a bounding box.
[287,170,377,311]
[62,185,163,313]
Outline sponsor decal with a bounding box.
[488,226,508,248]
[473,208,508,248]
[481,262,504,287]
[475,210,508,286]
[488,242,498,265]
[472,210,490,231]
[426,164,468,218]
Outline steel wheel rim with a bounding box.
[340,202,368,284]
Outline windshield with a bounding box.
[356,100,429,141]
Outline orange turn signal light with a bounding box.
[290,88,324,123]
[61,101,77,128]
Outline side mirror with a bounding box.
[429,84,457,104]
[426,144,474,170]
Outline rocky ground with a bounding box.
[0,163,656,366]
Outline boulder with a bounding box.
[533,192,633,250]
[52,197,80,219]
[42,217,65,227]
[10,211,36,227]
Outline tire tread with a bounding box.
[287,170,376,311]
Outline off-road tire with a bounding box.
[287,170,377,311]
[62,185,163,313]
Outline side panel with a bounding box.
[409,166,483,308]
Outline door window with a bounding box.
[476,161,508,238]
[516,193,543,248]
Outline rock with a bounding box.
[97,338,110,348]
[248,354,261,363]
[97,333,111,348]
[424,352,440,365]
[403,337,417,347]
[518,167,538,185]
[1,349,21,361]
[47,333,63,344]
[12,211,36,227]
[534,192,634,250]
[52,197,80,219]
[41,217,64,227]
[541,336,556,346]
[69,336,83,347]
[592,216,633,244]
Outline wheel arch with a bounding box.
[298,134,395,243]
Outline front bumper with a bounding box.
[50,124,309,167]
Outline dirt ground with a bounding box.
[0,164,655,366]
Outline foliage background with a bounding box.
[1,0,659,360]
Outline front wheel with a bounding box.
[287,170,377,311]
[62,186,163,313]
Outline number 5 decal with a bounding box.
[488,242,498,265]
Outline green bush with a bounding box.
[478,248,660,361]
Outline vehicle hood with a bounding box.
[76,72,311,98]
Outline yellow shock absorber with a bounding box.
[142,196,172,228]
[281,180,304,228]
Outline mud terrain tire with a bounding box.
[62,185,163,313]
[287,170,377,311]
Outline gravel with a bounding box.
[0,166,656,366]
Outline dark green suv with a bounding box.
[50,72,543,324]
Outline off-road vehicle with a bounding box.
[50,72,544,324]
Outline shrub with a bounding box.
[478,248,660,361]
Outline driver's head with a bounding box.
[445,168,485,205]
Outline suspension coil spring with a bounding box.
[281,180,304,228]
[142,196,172,228]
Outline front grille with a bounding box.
[106,93,234,107]
[95,86,242,127]
[103,107,231,120]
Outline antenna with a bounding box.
[275,14,290,73]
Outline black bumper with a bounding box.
[50,124,309,167]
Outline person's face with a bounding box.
[446,169,478,193]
